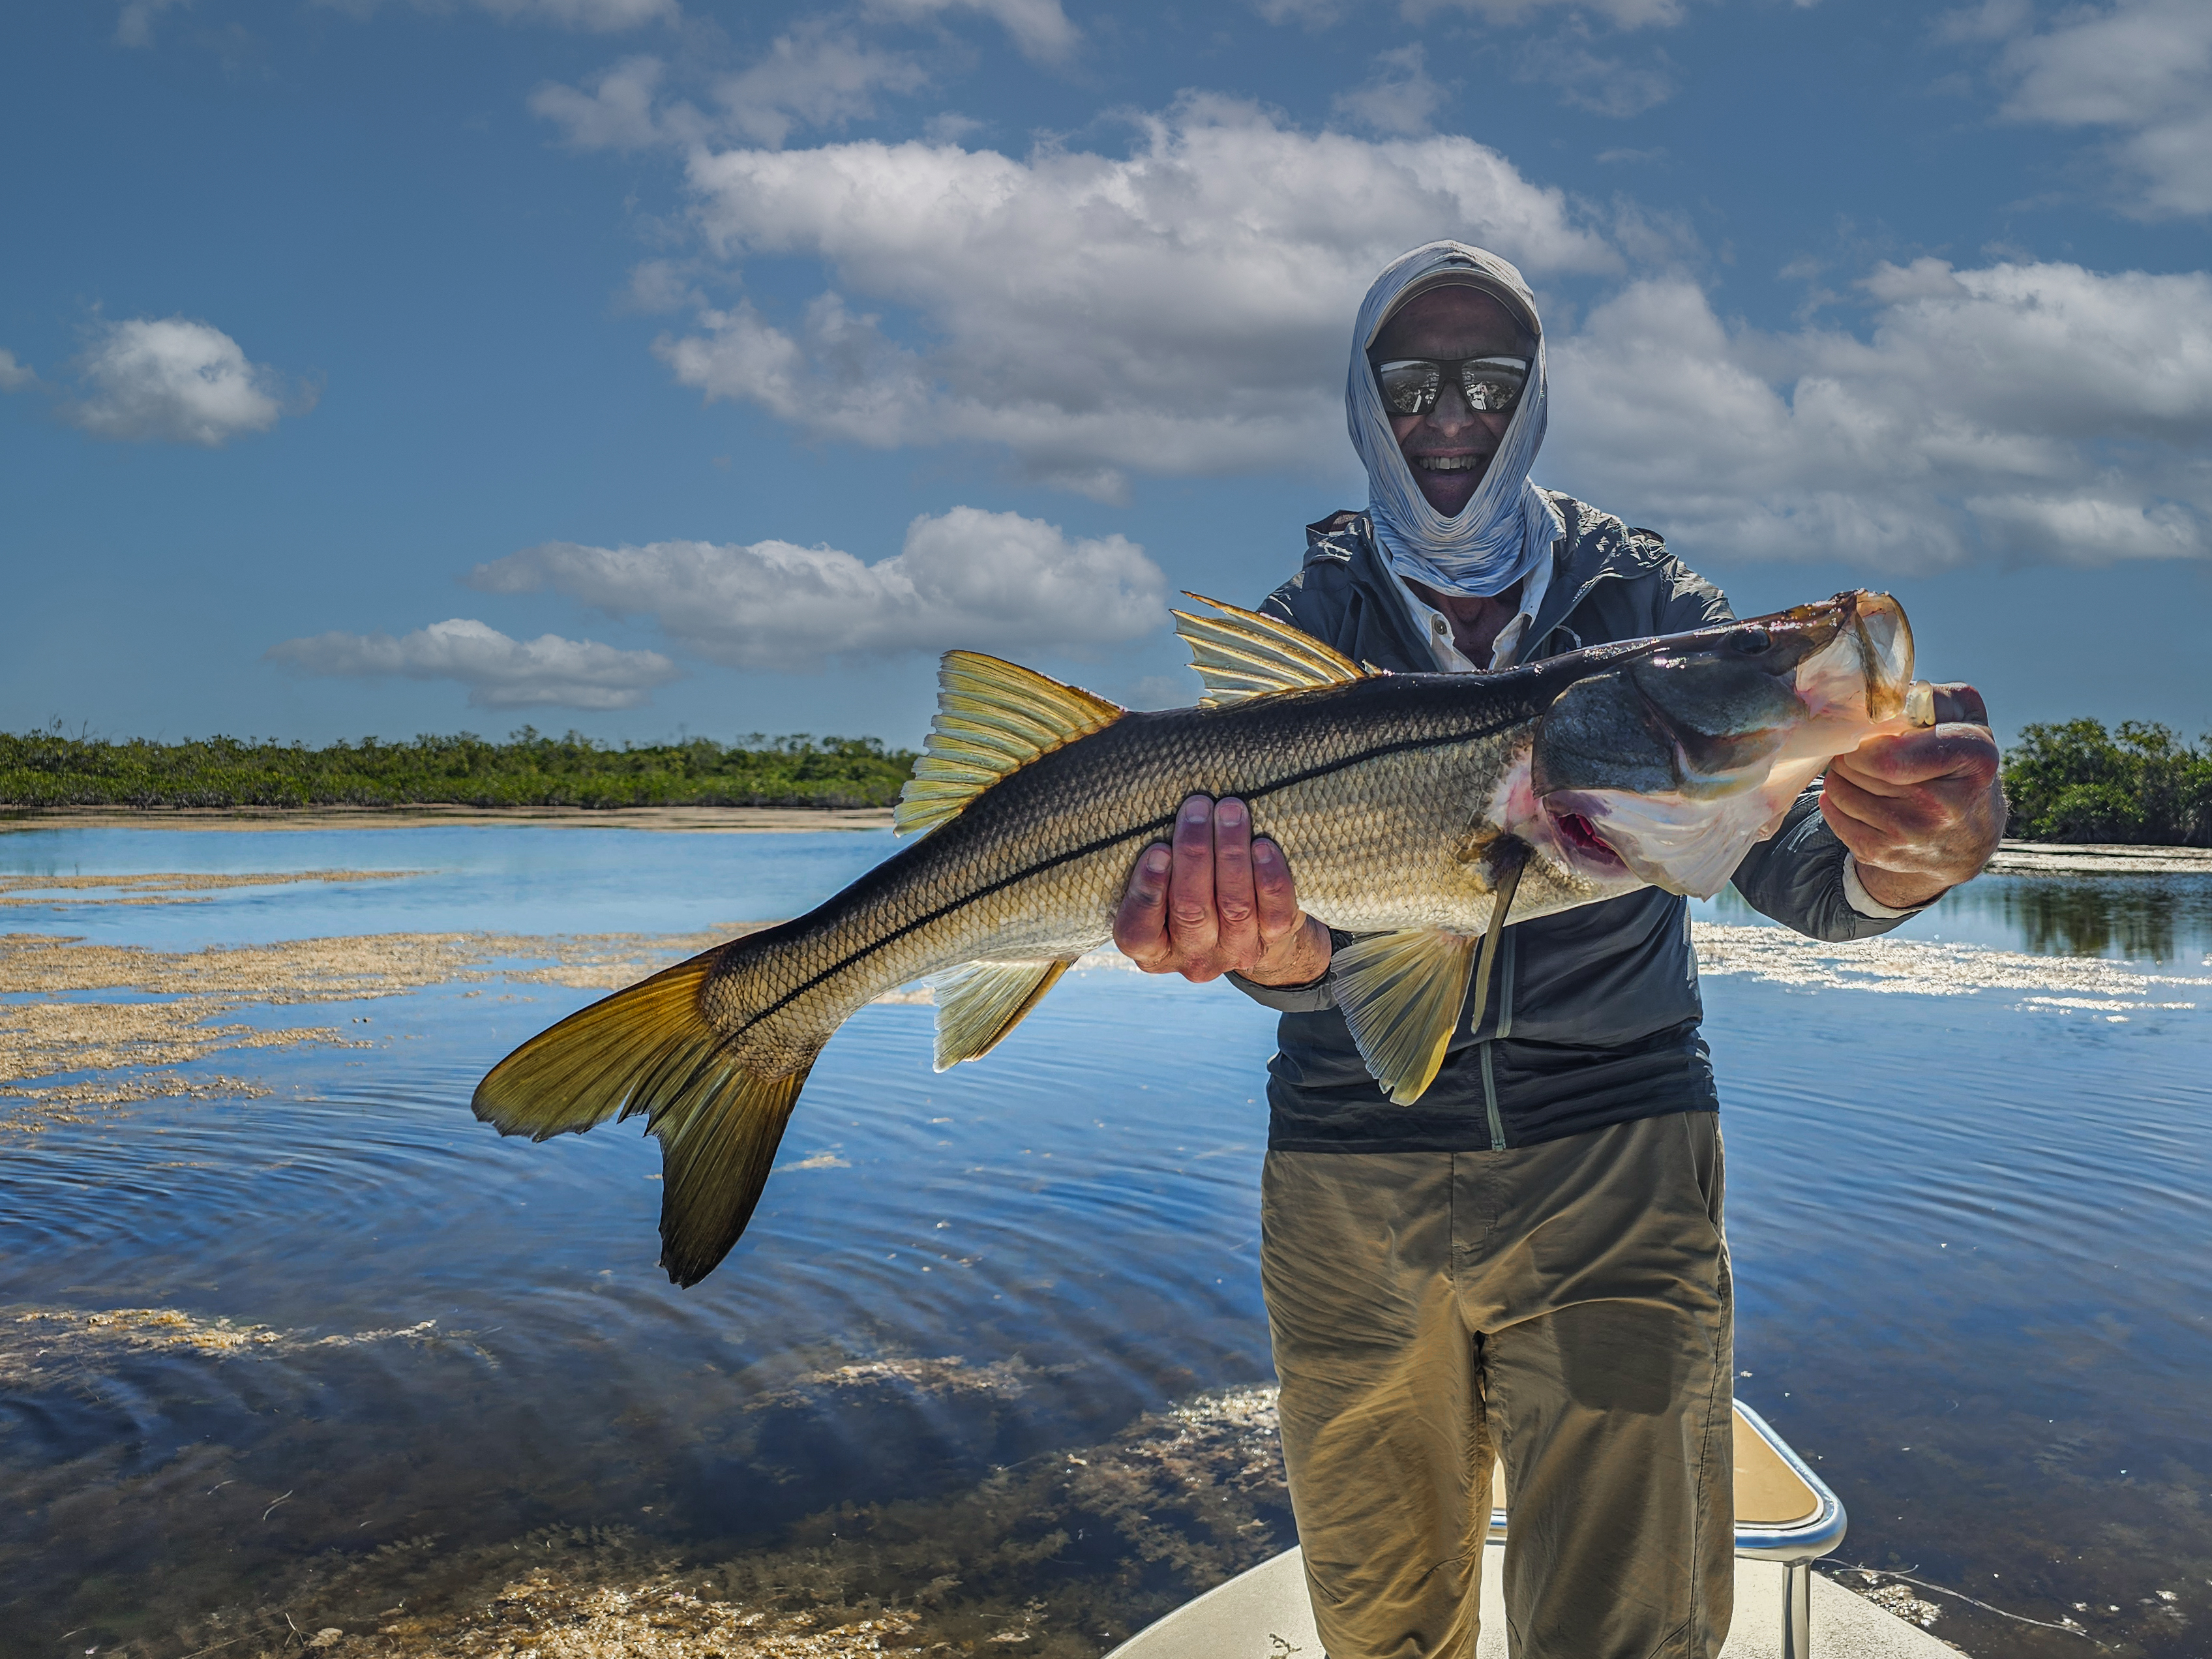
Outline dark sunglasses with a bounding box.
[1373,355,1529,418]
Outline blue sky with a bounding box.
[4,0,2208,749]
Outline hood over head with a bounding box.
[1347,241,1563,602]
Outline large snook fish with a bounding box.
[475,590,1921,1286]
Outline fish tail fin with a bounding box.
[472,944,813,1287]
[651,1062,811,1288]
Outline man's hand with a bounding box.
[1114,794,1335,985]
[1822,683,2006,910]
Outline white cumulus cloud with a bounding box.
[531,55,681,151]
[1547,258,2212,567]
[1259,0,1684,29]
[468,505,1166,673]
[477,0,676,27]
[863,0,1079,63]
[314,0,676,32]
[1981,0,2212,219]
[0,350,37,392]
[650,96,1614,498]
[543,83,2206,573]
[60,317,303,447]
[115,0,189,47]
[267,619,681,710]
[534,33,933,153]
[717,26,931,145]
[1532,37,1677,117]
[1333,44,1448,136]
[1411,0,1686,23]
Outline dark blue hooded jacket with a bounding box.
[1231,495,1915,1154]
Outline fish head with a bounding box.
[1527,590,1915,898]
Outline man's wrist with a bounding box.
[1845,854,1947,916]
[1239,915,1335,987]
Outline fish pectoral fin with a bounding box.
[894,653,1124,837]
[1327,928,1480,1107]
[930,959,1073,1069]
[472,944,810,1287]
[1172,593,1368,708]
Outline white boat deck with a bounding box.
[1109,1401,1955,1658]
[1108,1544,1956,1658]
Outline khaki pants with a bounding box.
[1261,1113,1735,1659]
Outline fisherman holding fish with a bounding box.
[475,241,2010,1659]
[1111,243,2005,1658]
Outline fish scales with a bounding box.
[700,669,1563,1075]
[474,590,1919,1285]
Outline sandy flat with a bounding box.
[0,804,895,834]
[1984,840,2212,875]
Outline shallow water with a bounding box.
[2,828,2208,1658]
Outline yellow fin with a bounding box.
[893,651,1122,837]
[471,946,812,1287]
[1172,593,1367,708]
[930,959,1072,1069]
[1328,928,1479,1106]
[651,1062,809,1288]
[473,950,726,1141]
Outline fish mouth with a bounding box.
[1548,805,1626,871]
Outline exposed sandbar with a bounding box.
[0,869,420,906]
[1984,841,2212,876]
[0,924,760,1126]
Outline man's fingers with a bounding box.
[1212,798,1260,970]
[1928,681,1988,727]
[1817,781,1912,873]
[1837,724,2001,790]
[1251,837,1304,944]
[1819,769,1906,848]
[1112,843,1174,968]
[1167,794,1220,968]
[1820,768,1992,877]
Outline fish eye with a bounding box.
[1727,627,1771,655]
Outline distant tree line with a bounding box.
[6,718,2208,844]
[2001,720,2211,847]
[0,727,918,811]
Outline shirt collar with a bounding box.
[1389,554,1552,673]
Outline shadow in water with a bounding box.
[1703,871,2212,963]
[1956,875,2212,961]
[22,1371,1294,1659]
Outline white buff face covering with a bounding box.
[1347,241,1564,601]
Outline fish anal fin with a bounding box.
[894,653,1123,837]
[1173,593,1367,708]
[653,1062,809,1288]
[930,959,1072,1069]
[471,942,817,1288]
[1328,928,1480,1107]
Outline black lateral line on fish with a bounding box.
[723,709,1540,1041]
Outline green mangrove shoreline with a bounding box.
[0,729,916,812]
[3,717,2209,846]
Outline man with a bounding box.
[1113,242,2004,1658]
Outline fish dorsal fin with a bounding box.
[929,959,1073,1069]
[894,651,1123,837]
[1328,928,1480,1106]
[1171,593,1368,708]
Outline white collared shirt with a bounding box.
[1390,554,1553,673]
